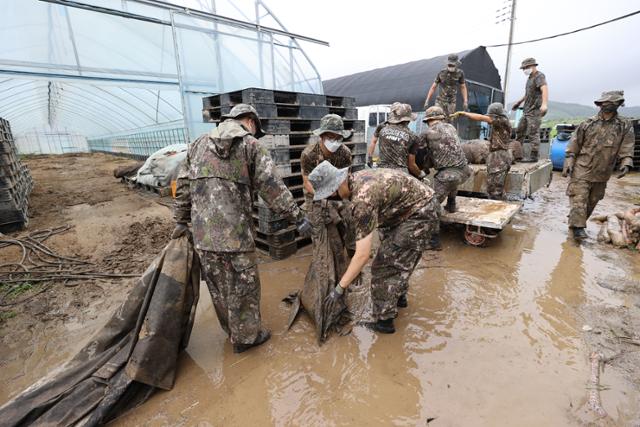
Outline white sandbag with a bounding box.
[135,144,187,187]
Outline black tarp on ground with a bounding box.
[0,235,200,427]
[322,46,502,112]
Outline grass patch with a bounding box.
[0,310,17,323]
[1,281,34,299]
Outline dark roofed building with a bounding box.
[323,47,504,139]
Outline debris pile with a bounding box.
[0,117,33,232]
[592,207,640,249]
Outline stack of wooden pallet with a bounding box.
[0,117,33,232]
[202,88,366,259]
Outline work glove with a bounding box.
[171,223,189,239]
[418,170,427,181]
[450,111,465,119]
[561,157,575,178]
[617,165,630,179]
[540,104,548,116]
[296,216,312,238]
[322,284,345,318]
[366,157,374,168]
[462,102,469,112]
[511,101,520,111]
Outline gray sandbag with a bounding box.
[0,235,200,427]
[461,139,489,164]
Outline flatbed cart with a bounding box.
[440,196,522,246]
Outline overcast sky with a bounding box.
[259,0,640,106]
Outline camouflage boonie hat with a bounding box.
[487,102,508,118]
[520,57,538,69]
[221,103,266,138]
[447,54,460,66]
[387,102,417,124]
[423,106,446,122]
[308,160,349,201]
[594,90,625,106]
[312,114,352,139]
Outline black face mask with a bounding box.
[601,104,618,114]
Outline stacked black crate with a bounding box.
[202,88,366,259]
[0,118,33,232]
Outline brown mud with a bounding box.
[1,154,639,426]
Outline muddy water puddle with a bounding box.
[2,171,639,426]
[111,174,640,426]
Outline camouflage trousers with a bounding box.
[566,179,607,228]
[486,149,512,199]
[371,197,440,321]
[196,250,262,345]
[516,113,542,153]
[436,99,456,122]
[433,167,469,204]
[308,199,355,254]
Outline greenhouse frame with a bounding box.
[0,0,327,156]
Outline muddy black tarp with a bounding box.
[285,201,354,343]
[0,235,200,427]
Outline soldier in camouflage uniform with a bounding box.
[424,54,469,121]
[173,104,311,353]
[368,103,422,177]
[412,105,468,249]
[512,57,548,162]
[562,91,635,241]
[301,114,355,252]
[308,161,439,334]
[456,103,513,199]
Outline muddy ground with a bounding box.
[0,153,639,426]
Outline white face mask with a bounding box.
[323,138,342,153]
[523,68,533,76]
[447,65,456,72]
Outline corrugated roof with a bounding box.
[323,46,502,111]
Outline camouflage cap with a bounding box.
[487,102,508,118]
[519,57,538,69]
[594,90,625,106]
[312,114,352,139]
[447,54,460,66]
[387,102,417,124]
[308,160,349,201]
[221,103,266,138]
[422,105,446,122]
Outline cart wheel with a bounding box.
[464,229,486,246]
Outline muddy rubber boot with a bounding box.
[233,329,271,354]
[571,227,588,241]
[445,196,456,213]
[397,294,408,308]
[428,233,442,251]
[367,318,395,334]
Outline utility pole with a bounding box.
[497,0,517,104]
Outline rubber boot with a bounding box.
[445,196,456,213]
[233,329,271,353]
[397,294,408,308]
[571,227,588,241]
[428,233,442,251]
[367,318,395,334]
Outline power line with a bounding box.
[486,9,640,48]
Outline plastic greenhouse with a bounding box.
[0,0,327,156]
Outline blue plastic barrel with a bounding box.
[550,132,571,170]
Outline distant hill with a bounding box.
[508,100,640,121]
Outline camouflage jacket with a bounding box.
[174,120,302,252]
[523,71,547,115]
[374,123,418,170]
[301,141,352,205]
[435,69,465,103]
[349,168,434,240]
[418,121,467,170]
[489,116,512,152]
[565,113,635,182]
